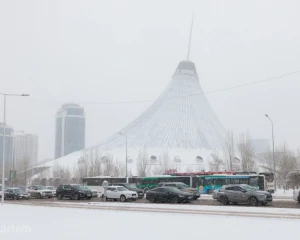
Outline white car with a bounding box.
[45,186,56,197]
[293,189,300,203]
[105,186,138,202]
[27,185,53,199]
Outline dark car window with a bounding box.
[157,183,163,187]
[225,186,234,191]
[234,186,243,191]
[156,188,168,192]
[106,187,112,191]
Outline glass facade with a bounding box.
[55,104,85,159]
[0,125,14,168]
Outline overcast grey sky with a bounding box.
[0,0,299,161]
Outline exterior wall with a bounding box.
[55,104,85,159]
[13,133,38,168]
[0,124,14,169]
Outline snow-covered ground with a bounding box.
[1,204,299,240]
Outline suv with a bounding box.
[105,186,138,202]
[4,188,30,200]
[110,183,144,198]
[157,182,200,200]
[56,184,93,200]
[27,185,53,199]
[218,184,272,206]
[45,186,56,197]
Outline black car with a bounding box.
[146,187,193,203]
[56,184,93,200]
[110,183,144,199]
[4,188,30,200]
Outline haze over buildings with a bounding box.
[0,122,14,168]
[13,132,38,168]
[55,103,85,159]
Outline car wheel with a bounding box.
[87,197,91,200]
[148,196,155,203]
[38,194,42,199]
[57,194,62,200]
[249,197,258,206]
[171,197,179,204]
[48,196,52,198]
[298,197,300,203]
[120,195,126,202]
[13,196,18,200]
[261,202,267,206]
[220,196,229,205]
[207,189,212,194]
[73,194,79,200]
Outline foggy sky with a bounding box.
[0,0,299,161]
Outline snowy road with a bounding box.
[6,199,300,220]
[1,204,299,240]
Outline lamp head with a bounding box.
[265,114,268,118]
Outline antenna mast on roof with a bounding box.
[186,13,194,61]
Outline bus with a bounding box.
[198,174,265,194]
[259,172,275,193]
[128,176,196,192]
[82,175,197,194]
[82,176,127,195]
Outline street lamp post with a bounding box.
[265,114,276,192]
[118,132,127,178]
[1,93,30,204]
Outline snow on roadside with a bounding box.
[0,204,299,240]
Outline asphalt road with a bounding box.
[9,196,300,209]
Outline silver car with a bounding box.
[218,184,272,206]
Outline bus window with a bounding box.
[223,178,230,185]
[239,178,248,184]
[230,178,239,184]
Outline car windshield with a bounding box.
[124,184,137,189]
[117,187,128,191]
[14,188,24,193]
[36,186,47,190]
[167,187,184,193]
[73,185,86,190]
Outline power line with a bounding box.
[25,69,300,105]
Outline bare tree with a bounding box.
[277,143,297,185]
[237,132,255,172]
[113,159,126,177]
[136,148,150,177]
[209,153,223,172]
[102,154,115,176]
[152,150,173,175]
[223,130,235,171]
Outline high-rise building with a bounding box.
[13,133,38,169]
[0,122,14,169]
[55,103,85,159]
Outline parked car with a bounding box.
[146,187,193,203]
[110,183,144,199]
[157,182,200,200]
[293,189,300,203]
[4,188,30,200]
[84,186,98,198]
[0,184,6,198]
[105,186,138,202]
[56,184,93,200]
[45,186,56,197]
[26,185,53,199]
[218,184,273,206]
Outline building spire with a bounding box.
[186,13,194,61]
